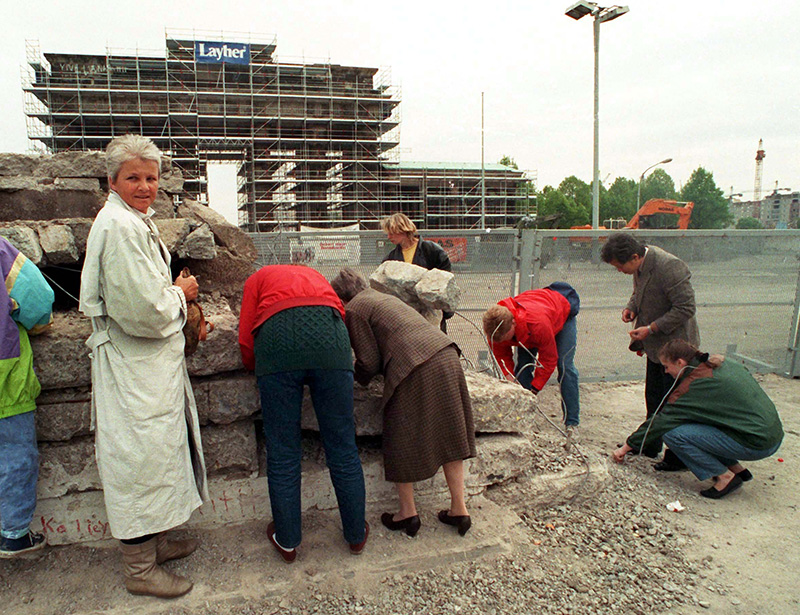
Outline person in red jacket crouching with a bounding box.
[482,283,581,435]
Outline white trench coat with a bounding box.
[79,191,208,539]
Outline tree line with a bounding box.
[498,156,757,229]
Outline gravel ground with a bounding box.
[1,375,797,615]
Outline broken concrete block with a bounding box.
[178,199,258,262]
[53,178,101,192]
[201,420,259,476]
[466,434,534,488]
[0,225,44,264]
[36,151,107,179]
[159,163,184,194]
[415,268,460,311]
[37,437,101,499]
[465,371,539,434]
[180,224,217,260]
[182,248,256,306]
[154,218,192,254]
[369,260,426,306]
[0,177,43,191]
[38,223,79,264]
[0,153,38,176]
[0,189,104,221]
[31,311,92,390]
[205,375,260,425]
[185,301,243,376]
[36,399,92,442]
[66,218,94,254]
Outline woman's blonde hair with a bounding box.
[482,305,514,341]
[380,213,417,238]
[106,134,162,182]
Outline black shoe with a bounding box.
[700,474,744,499]
[736,468,753,482]
[654,449,688,472]
[654,460,688,472]
[0,531,46,559]
[437,510,471,536]
[380,513,421,537]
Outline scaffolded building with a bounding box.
[23,30,530,230]
[396,162,532,229]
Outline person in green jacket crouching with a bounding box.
[612,339,783,500]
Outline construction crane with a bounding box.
[754,138,766,201]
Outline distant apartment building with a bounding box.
[22,31,528,230]
[731,190,800,228]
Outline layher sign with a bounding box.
[194,41,251,65]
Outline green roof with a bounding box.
[395,161,519,172]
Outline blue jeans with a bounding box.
[0,411,39,539]
[515,316,581,426]
[662,423,782,481]
[258,369,365,549]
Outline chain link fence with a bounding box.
[249,229,800,383]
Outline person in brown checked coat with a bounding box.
[331,268,476,537]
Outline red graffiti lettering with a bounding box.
[219,492,232,512]
[40,517,54,533]
[56,524,67,534]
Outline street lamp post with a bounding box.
[565,1,629,232]
[636,157,673,209]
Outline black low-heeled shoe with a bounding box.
[700,474,743,500]
[437,510,471,536]
[736,468,753,482]
[380,512,421,537]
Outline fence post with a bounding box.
[518,230,536,293]
[785,257,800,377]
[510,232,520,297]
[531,231,542,291]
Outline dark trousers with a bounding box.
[642,358,676,458]
[258,369,366,549]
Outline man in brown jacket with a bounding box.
[602,233,700,468]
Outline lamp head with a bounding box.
[565,1,597,20]
[597,5,630,23]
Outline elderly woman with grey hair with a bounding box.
[331,268,476,537]
[79,134,208,598]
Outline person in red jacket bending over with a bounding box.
[482,283,581,436]
[239,265,367,562]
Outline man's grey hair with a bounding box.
[330,267,368,303]
[106,134,162,181]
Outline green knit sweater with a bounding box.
[627,358,783,453]
[253,306,353,376]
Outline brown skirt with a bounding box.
[382,345,477,483]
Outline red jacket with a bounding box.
[490,289,571,391]
[238,265,345,371]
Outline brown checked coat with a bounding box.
[627,246,700,362]
[344,289,476,482]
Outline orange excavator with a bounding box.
[625,199,694,230]
[571,199,694,235]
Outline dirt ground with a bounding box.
[1,373,797,615]
[579,374,800,615]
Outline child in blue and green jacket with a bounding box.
[0,236,54,558]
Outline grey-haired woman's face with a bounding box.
[110,158,159,213]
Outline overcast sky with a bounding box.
[2,0,798,200]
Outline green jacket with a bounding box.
[627,356,783,453]
[1,237,54,419]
